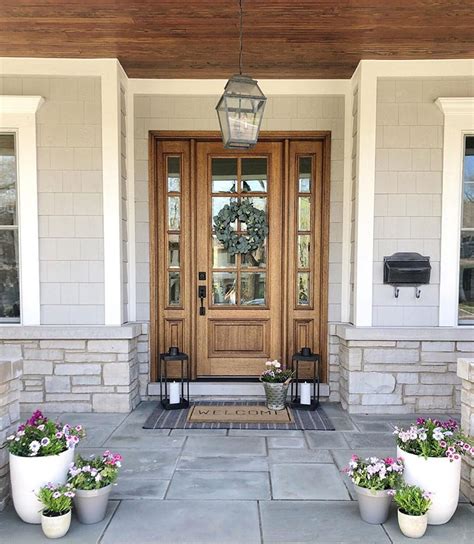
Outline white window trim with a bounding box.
[436,97,474,326]
[0,95,44,325]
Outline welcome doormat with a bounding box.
[188,404,293,424]
[143,401,334,430]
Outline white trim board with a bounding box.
[0,95,44,325]
[436,97,474,326]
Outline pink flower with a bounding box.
[384,457,395,465]
[439,440,447,448]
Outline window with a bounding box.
[0,133,20,323]
[459,135,474,324]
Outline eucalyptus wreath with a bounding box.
[213,199,268,255]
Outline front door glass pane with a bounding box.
[212,272,237,305]
[168,234,180,267]
[167,156,180,192]
[298,196,311,231]
[212,236,236,268]
[241,272,266,305]
[299,157,311,193]
[297,272,310,306]
[168,196,180,230]
[168,272,180,305]
[241,158,267,192]
[298,234,310,268]
[212,158,237,193]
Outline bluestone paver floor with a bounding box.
[1,401,472,543]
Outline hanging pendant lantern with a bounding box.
[216,1,266,149]
[216,75,266,149]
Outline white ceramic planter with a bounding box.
[397,510,428,539]
[41,510,71,539]
[397,446,461,525]
[9,448,75,524]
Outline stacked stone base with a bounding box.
[457,358,474,504]
[337,325,473,414]
[0,358,22,511]
[0,325,143,413]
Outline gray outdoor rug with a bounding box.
[143,401,334,430]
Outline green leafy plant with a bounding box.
[3,410,85,457]
[68,451,122,490]
[390,484,432,516]
[214,199,268,255]
[37,483,75,517]
[260,360,294,383]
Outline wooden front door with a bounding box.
[195,142,283,376]
[150,133,329,381]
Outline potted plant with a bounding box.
[390,484,432,539]
[37,482,75,539]
[260,360,294,410]
[394,418,474,525]
[68,450,122,524]
[343,455,404,524]
[3,410,85,524]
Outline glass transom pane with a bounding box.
[0,134,17,226]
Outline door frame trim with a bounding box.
[149,131,331,383]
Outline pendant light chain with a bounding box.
[239,0,243,75]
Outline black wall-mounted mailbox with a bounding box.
[384,252,431,286]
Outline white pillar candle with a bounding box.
[169,381,180,404]
[300,382,311,405]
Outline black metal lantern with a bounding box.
[216,75,266,149]
[216,0,266,149]
[159,347,190,410]
[290,348,321,411]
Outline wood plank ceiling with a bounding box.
[0,0,473,79]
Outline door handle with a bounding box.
[198,286,206,315]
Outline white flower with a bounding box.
[7,435,15,441]
[29,440,40,452]
[273,361,281,368]
[265,361,272,366]
[418,431,427,441]
[37,424,45,431]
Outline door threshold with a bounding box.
[148,381,329,398]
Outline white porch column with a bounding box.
[352,65,377,326]
[101,63,124,325]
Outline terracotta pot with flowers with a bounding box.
[260,360,294,410]
[68,450,122,524]
[37,482,75,539]
[390,484,432,539]
[344,455,404,524]
[394,418,474,525]
[3,410,85,524]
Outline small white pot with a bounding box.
[397,510,428,539]
[41,510,71,539]
[397,446,461,525]
[9,447,75,524]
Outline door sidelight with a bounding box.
[198,285,207,315]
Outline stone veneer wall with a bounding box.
[0,325,142,413]
[0,358,22,511]
[457,358,474,504]
[338,325,474,414]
